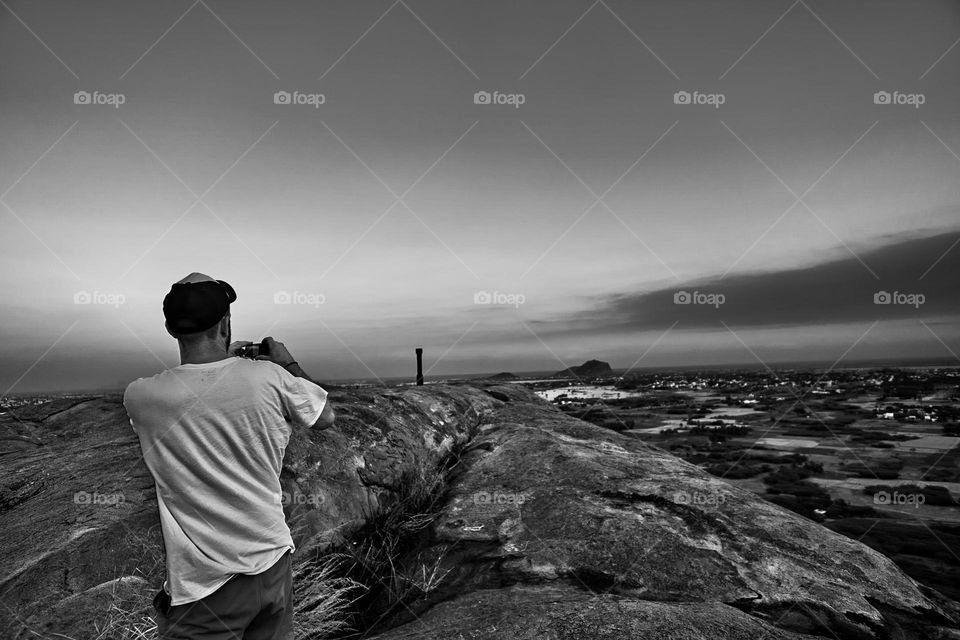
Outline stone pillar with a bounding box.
[416,348,424,386]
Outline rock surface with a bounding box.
[370,584,816,640]
[0,385,495,638]
[0,383,957,639]
[369,387,960,639]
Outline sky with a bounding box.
[1,0,959,392]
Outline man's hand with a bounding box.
[313,402,335,430]
[255,336,295,367]
[228,340,253,357]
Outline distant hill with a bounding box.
[484,372,518,381]
[552,359,612,379]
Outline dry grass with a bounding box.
[3,575,158,640]
[329,447,462,635]
[4,533,363,640]
[293,553,366,640]
[89,580,158,640]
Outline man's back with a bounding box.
[124,356,328,606]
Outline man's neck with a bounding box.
[179,346,230,366]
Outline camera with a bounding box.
[238,339,271,359]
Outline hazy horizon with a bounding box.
[8,356,960,396]
[2,1,959,392]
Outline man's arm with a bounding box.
[280,361,315,384]
[281,362,335,429]
[259,338,335,430]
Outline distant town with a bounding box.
[0,393,101,412]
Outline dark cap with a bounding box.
[162,272,237,334]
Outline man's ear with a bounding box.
[219,313,231,337]
[164,321,177,339]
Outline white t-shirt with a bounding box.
[123,356,328,605]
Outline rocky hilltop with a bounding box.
[483,372,518,381]
[1,384,958,639]
[552,359,613,379]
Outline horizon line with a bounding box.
[5,356,959,396]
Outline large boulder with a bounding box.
[0,383,957,639]
[369,388,960,639]
[0,385,499,638]
[0,396,163,632]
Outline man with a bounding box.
[123,272,334,640]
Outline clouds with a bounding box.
[577,229,960,333]
[2,2,960,391]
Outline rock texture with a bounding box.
[1,383,958,639]
[369,584,816,640]
[369,386,960,639]
[0,385,495,638]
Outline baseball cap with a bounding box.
[163,272,237,334]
